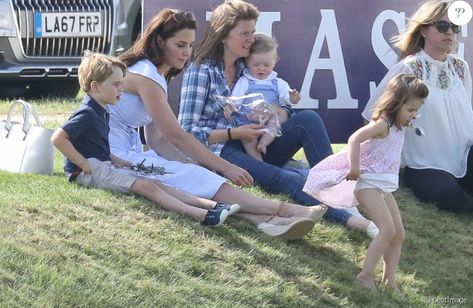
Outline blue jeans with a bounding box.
[221,110,352,225]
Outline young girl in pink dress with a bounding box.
[303,74,429,291]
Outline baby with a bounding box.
[231,33,300,161]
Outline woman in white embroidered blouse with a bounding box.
[362,0,473,212]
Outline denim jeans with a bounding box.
[221,110,352,225]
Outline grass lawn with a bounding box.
[1,99,472,307]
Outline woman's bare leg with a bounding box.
[132,179,206,222]
[212,183,324,218]
[154,181,216,210]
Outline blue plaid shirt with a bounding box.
[179,58,246,156]
[179,58,294,156]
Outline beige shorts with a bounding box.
[73,158,137,193]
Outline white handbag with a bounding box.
[0,100,54,175]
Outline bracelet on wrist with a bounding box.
[227,127,233,140]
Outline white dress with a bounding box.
[108,59,226,199]
[362,50,473,177]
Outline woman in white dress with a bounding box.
[106,8,328,239]
[362,0,473,212]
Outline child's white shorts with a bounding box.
[354,173,399,195]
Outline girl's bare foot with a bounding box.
[356,273,376,290]
[383,280,402,295]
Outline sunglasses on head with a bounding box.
[170,10,196,23]
[431,20,461,34]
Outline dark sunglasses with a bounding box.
[431,20,461,34]
[170,10,195,23]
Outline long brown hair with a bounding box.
[372,74,429,125]
[392,0,456,60]
[194,0,259,65]
[119,9,196,82]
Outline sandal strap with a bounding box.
[266,201,286,223]
[276,201,286,216]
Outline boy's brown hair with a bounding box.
[78,50,127,92]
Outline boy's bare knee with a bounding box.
[131,179,159,195]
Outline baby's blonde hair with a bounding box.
[78,50,127,92]
[372,74,429,125]
[250,33,278,55]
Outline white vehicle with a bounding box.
[0,0,141,99]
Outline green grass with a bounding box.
[1,100,472,307]
[0,98,81,118]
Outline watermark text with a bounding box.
[425,296,468,305]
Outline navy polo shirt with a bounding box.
[62,97,111,173]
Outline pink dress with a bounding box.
[303,124,405,209]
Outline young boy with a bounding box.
[51,51,239,226]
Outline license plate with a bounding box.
[34,12,102,38]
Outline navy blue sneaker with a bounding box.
[201,203,240,227]
[214,203,240,216]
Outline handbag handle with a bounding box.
[4,100,43,139]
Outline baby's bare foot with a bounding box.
[256,143,267,154]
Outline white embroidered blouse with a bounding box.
[362,50,473,177]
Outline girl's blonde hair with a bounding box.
[393,0,456,60]
[372,74,429,125]
[119,9,196,82]
[194,0,259,64]
[78,51,126,92]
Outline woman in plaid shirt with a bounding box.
[179,0,376,236]
[105,7,332,239]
